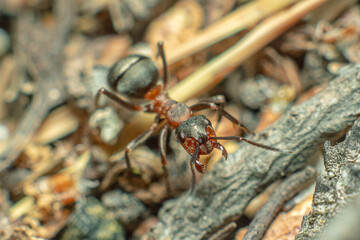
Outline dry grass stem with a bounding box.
[167,0,300,64]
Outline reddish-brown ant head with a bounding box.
[107,55,159,99]
[175,115,219,173]
[176,115,216,155]
[176,115,228,173]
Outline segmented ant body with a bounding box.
[96,42,290,193]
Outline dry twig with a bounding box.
[243,166,316,240]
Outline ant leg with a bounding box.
[96,88,149,111]
[157,42,168,90]
[210,136,293,154]
[124,116,161,172]
[159,124,171,193]
[198,95,226,131]
[190,102,252,134]
[189,144,201,195]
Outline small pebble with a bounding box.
[61,197,125,240]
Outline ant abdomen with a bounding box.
[107,55,159,99]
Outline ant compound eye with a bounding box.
[204,117,212,126]
[178,132,185,143]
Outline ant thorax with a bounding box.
[165,102,192,128]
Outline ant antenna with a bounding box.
[189,144,200,195]
[209,136,293,154]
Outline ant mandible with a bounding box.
[96,42,290,194]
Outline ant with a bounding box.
[96,42,291,194]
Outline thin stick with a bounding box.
[243,166,317,240]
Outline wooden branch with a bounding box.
[296,118,360,239]
[148,64,360,239]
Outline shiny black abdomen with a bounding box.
[107,55,159,98]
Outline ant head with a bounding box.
[107,55,159,99]
[175,115,217,157]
